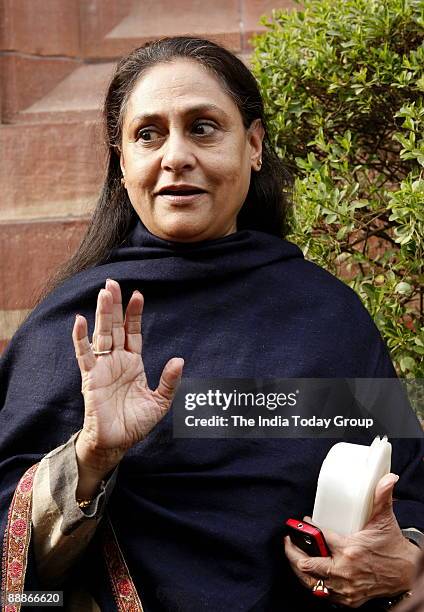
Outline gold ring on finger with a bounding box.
[90,343,112,356]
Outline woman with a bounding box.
[0,37,423,611]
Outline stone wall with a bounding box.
[0,0,295,352]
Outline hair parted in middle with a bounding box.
[43,36,292,296]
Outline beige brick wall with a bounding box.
[0,0,296,350]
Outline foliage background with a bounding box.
[252,0,424,401]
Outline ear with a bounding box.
[248,119,265,171]
[118,147,126,177]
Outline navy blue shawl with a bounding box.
[1,222,423,611]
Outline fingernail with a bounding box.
[390,474,400,487]
[75,314,80,320]
[385,473,399,486]
[133,290,142,296]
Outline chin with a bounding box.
[154,214,216,243]
[161,225,210,243]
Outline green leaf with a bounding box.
[325,213,338,223]
[400,356,416,373]
[395,282,413,295]
[252,0,424,378]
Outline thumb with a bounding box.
[368,473,399,524]
[155,357,184,403]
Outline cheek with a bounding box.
[124,161,156,218]
[219,157,251,200]
[126,161,151,187]
[208,147,250,190]
[123,147,156,187]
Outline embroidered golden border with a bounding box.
[1,463,39,612]
[2,464,144,612]
[103,517,144,612]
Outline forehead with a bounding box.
[123,58,241,126]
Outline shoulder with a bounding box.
[261,245,395,376]
[265,242,368,317]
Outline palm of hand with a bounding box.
[81,350,168,450]
[73,279,183,460]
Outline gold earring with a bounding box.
[257,158,262,170]
[121,177,126,188]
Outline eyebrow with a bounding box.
[128,103,231,128]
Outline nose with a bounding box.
[161,131,196,173]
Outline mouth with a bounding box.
[155,185,207,204]
[156,186,207,196]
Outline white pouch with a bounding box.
[312,436,392,536]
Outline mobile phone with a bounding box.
[285,519,330,557]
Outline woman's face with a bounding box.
[119,59,264,242]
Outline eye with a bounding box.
[137,127,162,142]
[192,121,216,136]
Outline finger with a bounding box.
[301,516,344,553]
[285,537,349,601]
[73,314,96,372]
[297,553,333,579]
[318,528,344,554]
[155,358,184,403]
[92,289,113,352]
[367,473,399,524]
[285,537,351,601]
[284,537,316,588]
[284,534,311,566]
[284,535,333,579]
[105,279,125,350]
[124,290,143,354]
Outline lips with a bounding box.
[155,184,207,205]
[159,189,204,196]
[156,185,207,196]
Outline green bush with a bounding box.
[252,0,424,383]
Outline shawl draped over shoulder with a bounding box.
[1,222,423,611]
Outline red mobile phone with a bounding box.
[285,519,330,557]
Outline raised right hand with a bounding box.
[72,278,184,481]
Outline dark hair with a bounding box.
[43,36,292,296]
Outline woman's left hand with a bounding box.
[284,473,420,608]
